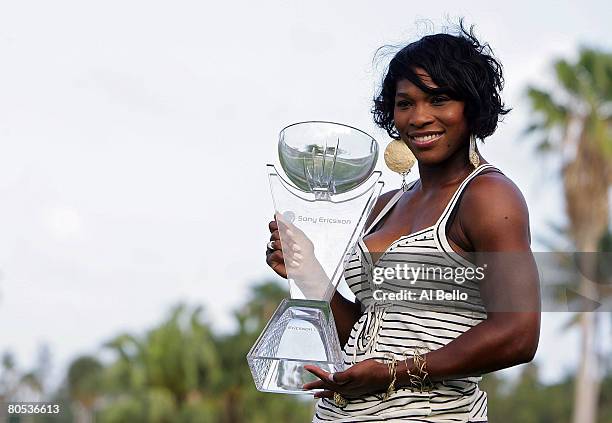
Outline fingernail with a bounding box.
[294,253,303,260]
[290,260,299,267]
[292,243,302,252]
[286,229,295,237]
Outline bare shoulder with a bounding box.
[364,189,401,229]
[459,170,531,250]
[463,170,528,213]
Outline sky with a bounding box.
[0,0,611,390]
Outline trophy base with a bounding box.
[247,298,346,394]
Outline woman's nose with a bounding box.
[409,104,434,128]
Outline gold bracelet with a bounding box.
[333,392,348,408]
[403,347,433,392]
[381,353,397,401]
[402,351,412,389]
[412,347,433,392]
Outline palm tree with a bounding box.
[67,355,104,423]
[526,47,612,423]
[101,304,223,422]
[0,351,16,398]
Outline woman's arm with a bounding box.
[304,175,540,396]
[396,173,540,383]
[330,291,361,347]
[331,189,401,346]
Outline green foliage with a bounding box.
[526,88,568,129]
[2,351,15,371]
[67,356,103,409]
[66,280,314,423]
[482,363,612,423]
[2,280,612,422]
[525,47,612,158]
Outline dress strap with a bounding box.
[434,164,500,267]
[435,163,497,229]
[364,180,418,235]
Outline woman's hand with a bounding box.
[266,217,287,278]
[266,214,331,297]
[265,214,316,280]
[302,359,390,399]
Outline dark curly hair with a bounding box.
[372,21,510,140]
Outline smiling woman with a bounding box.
[265,20,540,423]
[373,25,509,144]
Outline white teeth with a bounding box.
[411,133,442,142]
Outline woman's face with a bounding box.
[393,68,470,166]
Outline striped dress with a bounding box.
[313,164,500,423]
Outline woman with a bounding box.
[266,24,540,422]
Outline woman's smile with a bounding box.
[408,130,445,148]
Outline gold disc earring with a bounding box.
[384,139,416,191]
[469,134,480,168]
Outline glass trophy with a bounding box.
[247,121,384,394]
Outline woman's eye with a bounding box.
[395,100,412,108]
[431,96,449,105]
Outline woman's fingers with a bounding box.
[329,370,351,385]
[274,214,313,256]
[268,214,309,275]
[269,226,298,254]
[266,250,283,265]
[303,366,363,399]
[268,234,282,250]
[302,365,335,390]
[268,219,278,233]
[302,379,327,390]
[270,230,281,241]
[276,215,302,239]
[269,230,305,268]
[313,390,334,399]
[304,365,334,382]
[265,250,287,278]
[304,365,331,379]
[266,218,288,278]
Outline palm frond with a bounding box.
[526,87,568,128]
[586,113,612,158]
[554,59,581,97]
[535,138,554,152]
[577,48,612,102]
[522,121,545,136]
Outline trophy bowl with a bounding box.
[278,121,379,197]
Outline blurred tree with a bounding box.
[215,280,314,423]
[33,344,52,397]
[10,278,609,422]
[67,356,103,423]
[526,47,612,423]
[99,304,222,422]
[92,280,313,423]
[481,362,612,423]
[0,351,17,400]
